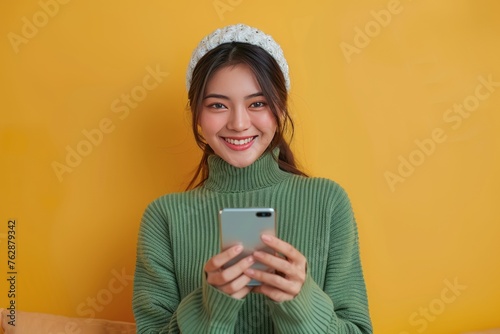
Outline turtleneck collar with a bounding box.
[203,149,292,193]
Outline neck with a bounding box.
[203,149,291,193]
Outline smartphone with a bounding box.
[219,208,276,286]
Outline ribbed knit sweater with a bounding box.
[133,151,372,333]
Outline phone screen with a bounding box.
[219,208,276,286]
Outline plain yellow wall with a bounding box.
[1,0,499,333]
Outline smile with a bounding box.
[223,136,256,146]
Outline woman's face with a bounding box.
[199,63,277,168]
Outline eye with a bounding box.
[208,103,227,110]
[250,101,267,109]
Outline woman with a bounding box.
[133,23,372,333]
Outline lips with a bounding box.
[224,136,255,145]
[221,136,256,150]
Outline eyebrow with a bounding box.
[203,92,264,100]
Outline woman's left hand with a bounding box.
[245,234,307,302]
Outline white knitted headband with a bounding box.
[186,23,290,92]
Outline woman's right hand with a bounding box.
[204,245,255,299]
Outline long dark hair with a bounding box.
[186,42,307,189]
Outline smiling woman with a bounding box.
[199,64,278,168]
[186,38,306,189]
[132,23,372,333]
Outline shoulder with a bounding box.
[138,190,203,234]
[144,189,201,216]
[286,175,350,199]
[283,175,354,215]
[148,190,192,206]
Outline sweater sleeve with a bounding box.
[132,200,245,333]
[266,184,373,334]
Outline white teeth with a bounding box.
[224,137,254,145]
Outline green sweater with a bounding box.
[133,151,372,333]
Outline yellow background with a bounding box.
[1,0,499,333]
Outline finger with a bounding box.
[261,235,307,267]
[244,268,300,296]
[253,251,295,277]
[207,255,255,286]
[230,284,253,300]
[252,284,294,302]
[219,274,253,297]
[261,235,306,266]
[231,288,253,299]
[204,244,243,273]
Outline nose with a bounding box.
[227,104,251,131]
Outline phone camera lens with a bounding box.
[256,212,271,217]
